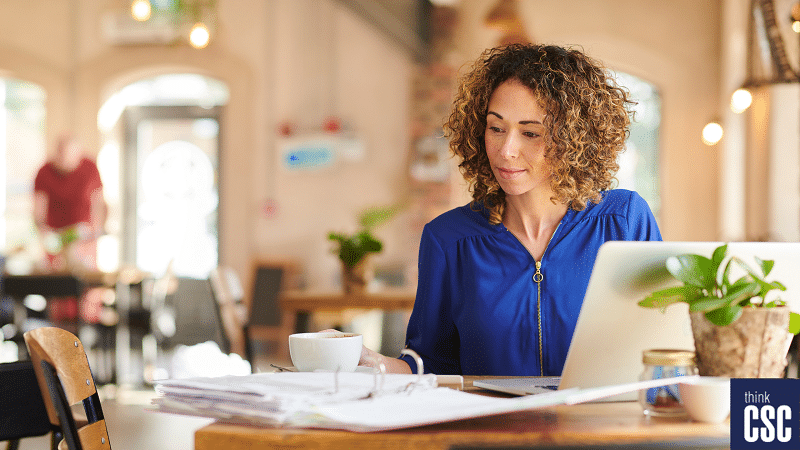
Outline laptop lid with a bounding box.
[476,241,800,400]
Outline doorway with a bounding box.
[122,105,221,278]
[98,73,229,277]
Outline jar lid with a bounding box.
[642,349,695,366]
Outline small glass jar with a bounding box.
[639,349,697,417]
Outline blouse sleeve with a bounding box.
[398,223,460,374]
[627,191,662,241]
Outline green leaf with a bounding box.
[771,281,787,291]
[711,244,727,285]
[689,297,731,312]
[359,205,400,230]
[722,281,761,307]
[789,312,800,335]
[666,254,715,290]
[638,285,702,309]
[721,259,735,290]
[704,305,743,326]
[757,257,775,278]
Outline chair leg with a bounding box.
[243,326,254,369]
[6,439,21,450]
[51,423,64,450]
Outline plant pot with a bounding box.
[342,257,372,294]
[690,307,793,378]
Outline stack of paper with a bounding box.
[151,371,697,432]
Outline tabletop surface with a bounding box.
[193,376,730,450]
[280,289,416,311]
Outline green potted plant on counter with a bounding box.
[638,243,800,377]
[328,204,400,293]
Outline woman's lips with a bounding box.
[497,168,525,179]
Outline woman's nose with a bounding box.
[499,133,520,159]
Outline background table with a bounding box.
[194,376,730,450]
[280,289,416,313]
[278,289,416,350]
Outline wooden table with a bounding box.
[276,289,416,347]
[280,289,416,314]
[194,377,730,450]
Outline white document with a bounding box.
[152,372,697,432]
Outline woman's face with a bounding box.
[484,78,551,198]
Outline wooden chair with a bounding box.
[209,260,298,366]
[208,266,249,358]
[0,360,53,450]
[24,327,111,450]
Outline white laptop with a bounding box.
[474,241,800,401]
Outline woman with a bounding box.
[363,43,661,376]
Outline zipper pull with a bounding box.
[533,261,543,283]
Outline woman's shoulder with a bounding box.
[581,189,648,216]
[425,203,500,242]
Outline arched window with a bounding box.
[1,77,46,273]
[614,72,661,220]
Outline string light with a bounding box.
[131,0,152,22]
[793,2,800,32]
[189,22,211,49]
[730,88,753,113]
[702,122,724,146]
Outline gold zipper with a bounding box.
[534,260,544,375]
[533,223,559,376]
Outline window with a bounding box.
[615,72,661,220]
[1,78,46,273]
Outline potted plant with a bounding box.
[328,205,400,293]
[638,243,800,378]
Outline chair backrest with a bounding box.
[208,266,248,355]
[248,263,287,328]
[0,360,52,447]
[24,327,111,450]
[168,277,224,347]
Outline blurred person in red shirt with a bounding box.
[33,133,107,323]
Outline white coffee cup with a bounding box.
[678,376,731,423]
[288,332,363,372]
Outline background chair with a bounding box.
[208,266,248,358]
[209,260,298,368]
[0,360,53,450]
[2,274,83,359]
[165,277,224,350]
[24,327,111,450]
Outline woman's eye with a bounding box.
[523,131,539,138]
[488,126,503,133]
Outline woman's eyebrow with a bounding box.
[487,111,543,125]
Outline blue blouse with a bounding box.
[399,189,661,376]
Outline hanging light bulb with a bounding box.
[730,88,753,113]
[189,22,211,49]
[793,3,800,32]
[131,0,152,22]
[702,121,724,146]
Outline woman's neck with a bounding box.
[502,191,568,261]
[503,190,568,241]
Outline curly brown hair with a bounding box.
[444,43,634,225]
